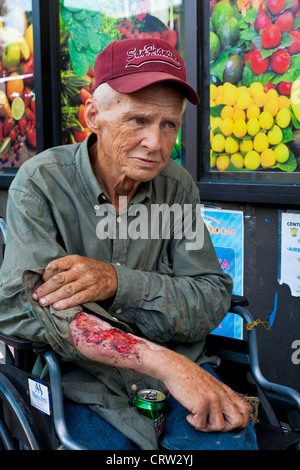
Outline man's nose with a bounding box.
[142,125,162,151]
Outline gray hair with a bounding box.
[92,83,120,110]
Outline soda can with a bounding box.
[133,389,168,438]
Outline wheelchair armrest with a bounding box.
[0,331,50,354]
[0,331,33,350]
[230,294,249,309]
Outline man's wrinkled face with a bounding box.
[97,84,185,183]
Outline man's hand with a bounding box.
[160,354,252,432]
[32,255,117,310]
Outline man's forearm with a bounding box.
[69,311,165,374]
[69,311,252,434]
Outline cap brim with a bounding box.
[107,71,199,105]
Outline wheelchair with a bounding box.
[0,216,300,450]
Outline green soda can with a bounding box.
[133,389,168,438]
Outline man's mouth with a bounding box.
[132,157,159,167]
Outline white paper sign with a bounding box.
[279,212,300,297]
[28,378,51,415]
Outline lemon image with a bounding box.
[210,84,217,101]
[260,148,276,168]
[277,95,290,110]
[259,111,274,130]
[211,134,226,152]
[244,151,261,170]
[240,139,253,154]
[266,88,278,102]
[215,86,224,105]
[221,105,234,120]
[12,96,25,120]
[233,119,247,138]
[254,91,267,108]
[225,136,239,154]
[274,143,289,163]
[264,100,279,117]
[249,82,264,97]
[211,117,222,132]
[253,132,269,152]
[237,90,252,110]
[210,150,217,168]
[267,125,283,145]
[276,108,291,128]
[237,86,247,96]
[232,107,246,121]
[231,153,244,169]
[220,118,233,136]
[247,117,260,136]
[223,83,238,106]
[216,155,230,171]
[247,104,260,120]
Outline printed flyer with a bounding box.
[201,207,244,339]
[279,212,300,297]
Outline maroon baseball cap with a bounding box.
[93,38,199,105]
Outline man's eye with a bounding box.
[134,117,143,124]
[166,122,175,129]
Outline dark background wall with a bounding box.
[205,199,300,393]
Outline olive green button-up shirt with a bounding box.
[0,134,232,449]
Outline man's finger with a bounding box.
[42,256,77,282]
[33,269,78,301]
[34,279,85,307]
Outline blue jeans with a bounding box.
[64,363,258,450]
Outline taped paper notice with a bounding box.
[279,212,300,297]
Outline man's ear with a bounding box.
[84,98,101,134]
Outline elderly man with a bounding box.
[0,38,257,450]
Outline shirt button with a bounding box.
[101,194,107,201]
[116,216,121,223]
[115,308,122,314]
[131,384,137,391]
[115,262,121,266]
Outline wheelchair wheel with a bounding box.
[0,371,43,450]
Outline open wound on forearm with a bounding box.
[72,312,143,363]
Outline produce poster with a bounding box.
[59,0,183,163]
[209,0,300,175]
[0,0,36,169]
[201,207,244,339]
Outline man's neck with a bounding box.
[88,139,139,212]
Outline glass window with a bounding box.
[205,0,300,183]
[58,0,186,165]
[0,0,35,170]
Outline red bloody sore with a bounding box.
[75,312,141,356]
